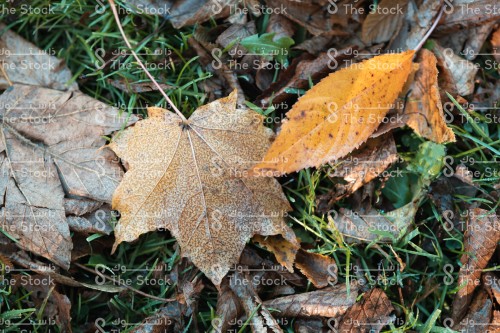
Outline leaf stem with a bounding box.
[107,0,187,121]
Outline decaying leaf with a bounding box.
[322,133,398,204]
[452,288,493,333]
[0,23,77,91]
[253,235,298,272]
[12,274,72,332]
[109,91,297,286]
[0,84,136,268]
[262,282,359,318]
[405,49,455,143]
[432,42,478,96]
[452,208,500,322]
[437,0,500,33]
[229,270,284,333]
[330,196,419,244]
[130,302,185,333]
[295,249,337,289]
[213,278,242,333]
[125,0,232,29]
[361,0,407,45]
[252,51,415,175]
[338,288,394,333]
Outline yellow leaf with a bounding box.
[406,49,456,143]
[252,50,415,176]
[109,91,297,286]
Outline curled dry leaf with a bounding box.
[405,49,455,143]
[252,234,298,272]
[295,249,337,289]
[13,274,72,332]
[452,288,493,333]
[0,23,77,91]
[361,0,407,45]
[438,0,500,32]
[338,288,394,333]
[262,282,358,318]
[322,133,398,205]
[329,189,421,244]
[252,51,415,176]
[0,85,136,268]
[432,42,478,96]
[109,91,297,286]
[213,278,242,333]
[452,208,500,322]
[229,270,283,333]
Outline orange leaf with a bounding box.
[252,50,415,176]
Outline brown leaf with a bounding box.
[492,27,500,64]
[252,51,415,175]
[125,0,232,29]
[295,249,337,288]
[130,302,185,333]
[0,85,135,268]
[0,23,77,91]
[229,270,284,333]
[452,288,493,333]
[389,0,441,51]
[108,78,174,94]
[338,288,394,333]
[361,0,407,45]
[452,208,500,322]
[13,275,72,332]
[432,42,478,96]
[109,91,297,286]
[265,0,348,36]
[213,278,242,333]
[253,235,298,272]
[329,191,421,244]
[322,133,398,204]
[438,0,500,33]
[262,282,359,318]
[405,49,456,143]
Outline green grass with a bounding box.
[0,1,499,332]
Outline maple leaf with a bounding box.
[109,90,297,286]
[252,50,415,176]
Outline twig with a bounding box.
[107,0,186,121]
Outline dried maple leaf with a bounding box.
[0,85,135,269]
[338,288,394,333]
[109,91,297,286]
[452,208,500,322]
[253,234,298,272]
[406,49,455,143]
[252,51,415,175]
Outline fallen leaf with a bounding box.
[320,133,398,205]
[405,49,456,143]
[452,208,500,322]
[432,42,478,96]
[264,0,348,36]
[361,0,407,45]
[213,278,242,333]
[125,0,233,29]
[438,0,500,33]
[109,91,297,286]
[252,235,298,272]
[0,23,77,91]
[108,78,174,94]
[452,288,493,333]
[295,249,337,289]
[229,270,284,333]
[338,288,394,333]
[389,0,441,51]
[252,51,415,175]
[262,282,358,318]
[130,302,185,333]
[12,274,72,332]
[492,27,500,63]
[489,311,500,333]
[0,84,136,268]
